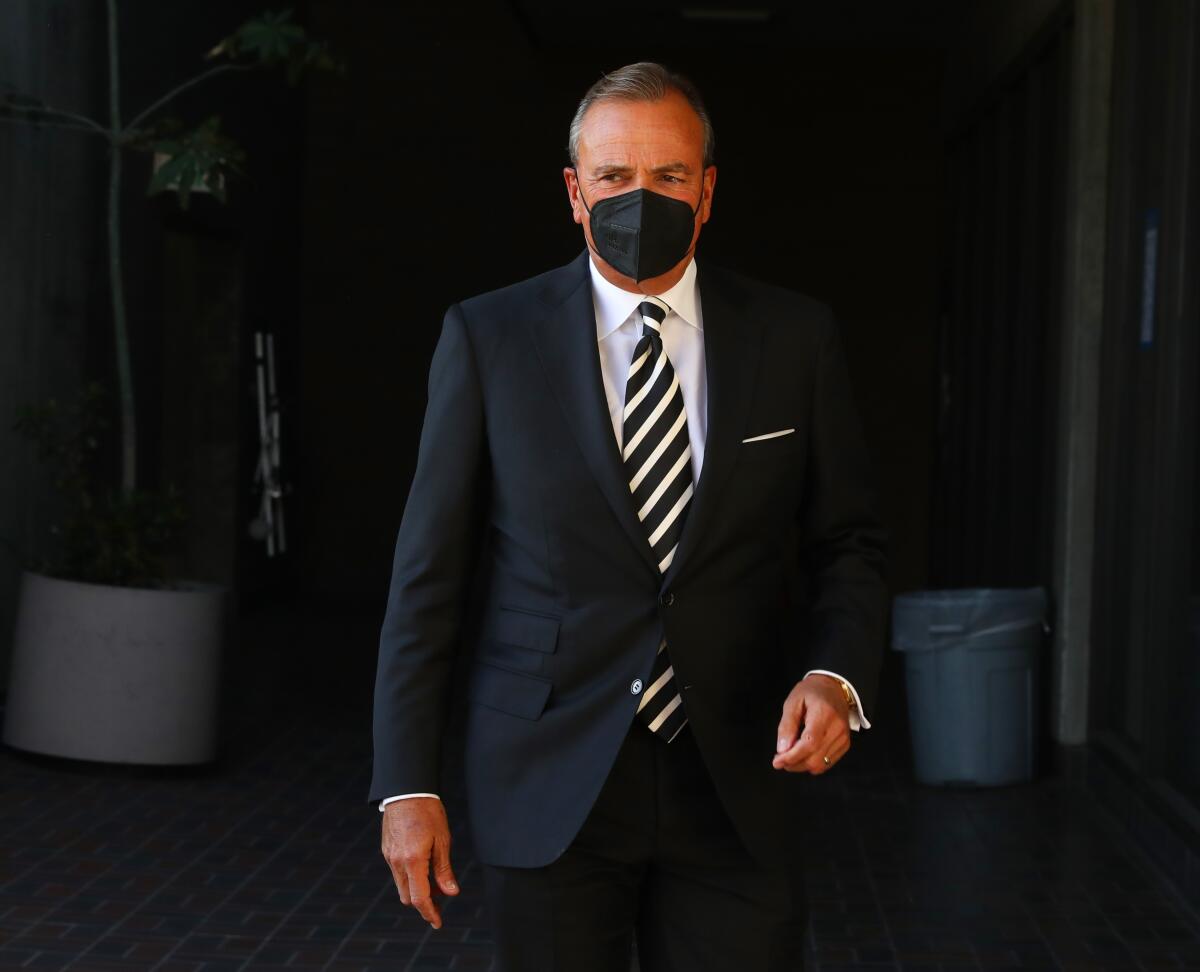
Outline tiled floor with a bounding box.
[1,600,1199,971]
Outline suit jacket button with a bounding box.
[631,679,643,695]
[660,592,675,607]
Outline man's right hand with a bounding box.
[381,797,459,928]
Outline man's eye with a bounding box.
[660,175,682,183]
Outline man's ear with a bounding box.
[563,166,583,225]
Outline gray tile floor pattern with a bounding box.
[0,602,1198,971]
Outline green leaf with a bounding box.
[231,8,304,65]
[178,159,197,209]
[146,153,191,196]
[205,7,340,82]
[143,115,245,207]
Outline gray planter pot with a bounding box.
[3,569,228,764]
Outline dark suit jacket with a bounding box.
[369,249,888,869]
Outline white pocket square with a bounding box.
[741,428,795,443]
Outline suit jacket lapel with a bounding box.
[528,252,762,588]
[530,251,661,579]
[661,262,761,590]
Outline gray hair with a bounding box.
[567,62,716,168]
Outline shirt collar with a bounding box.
[589,254,703,341]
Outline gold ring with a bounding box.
[822,755,831,766]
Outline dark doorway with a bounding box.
[931,9,1071,590]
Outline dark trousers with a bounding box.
[480,720,808,971]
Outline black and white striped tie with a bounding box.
[623,297,690,743]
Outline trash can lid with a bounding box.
[891,586,1048,651]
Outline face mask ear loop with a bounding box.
[678,186,704,269]
[572,166,606,263]
[572,167,595,216]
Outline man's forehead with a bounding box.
[577,95,704,153]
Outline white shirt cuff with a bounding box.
[378,792,441,812]
[804,669,871,730]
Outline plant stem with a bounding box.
[123,61,252,135]
[0,115,108,136]
[1,102,107,134]
[106,0,136,495]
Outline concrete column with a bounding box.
[1050,0,1116,743]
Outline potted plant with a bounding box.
[1,4,339,764]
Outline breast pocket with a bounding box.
[739,427,801,463]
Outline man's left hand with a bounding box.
[772,674,850,774]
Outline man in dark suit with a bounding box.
[371,61,888,971]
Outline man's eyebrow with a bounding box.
[591,162,635,176]
[589,161,694,176]
[651,161,693,174]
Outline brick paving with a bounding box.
[0,600,1198,971]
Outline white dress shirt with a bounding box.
[380,256,870,811]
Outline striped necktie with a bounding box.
[622,296,690,743]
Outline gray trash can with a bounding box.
[891,587,1049,786]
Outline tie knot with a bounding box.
[637,298,670,337]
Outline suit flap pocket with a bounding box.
[492,605,560,653]
[467,661,552,720]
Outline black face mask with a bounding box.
[575,176,703,282]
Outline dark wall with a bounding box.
[2,0,308,588]
[0,0,108,688]
[120,1,307,597]
[296,1,943,612]
[2,1,307,685]
[933,15,1071,589]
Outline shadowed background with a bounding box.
[3,1,1200,969]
